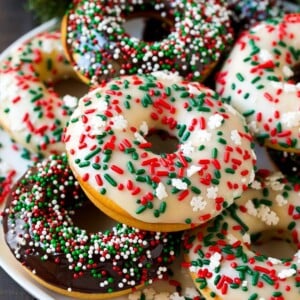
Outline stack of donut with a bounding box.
[1,0,300,299]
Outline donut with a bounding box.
[183,170,300,300]
[1,153,182,299]
[216,13,300,153]
[61,0,234,85]
[0,127,38,205]
[227,0,283,32]
[0,30,87,156]
[63,71,256,232]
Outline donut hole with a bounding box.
[145,129,179,155]
[47,77,89,100]
[72,201,116,233]
[286,63,300,84]
[123,11,174,42]
[250,229,297,260]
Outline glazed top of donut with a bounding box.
[2,154,181,294]
[227,0,283,31]
[64,72,256,227]
[216,14,300,151]
[0,30,78,155]
[63,0,234,84]
[183,170,300,299]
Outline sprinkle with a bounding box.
[171,178,188,190]
[64,0,234,84]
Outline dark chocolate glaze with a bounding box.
[2,154,182,294]
[64,0,234,85]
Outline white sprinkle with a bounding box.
[63,95,78,108]
[194,130,212,143]
[180,141,194,156]
[190,196,207,211]
[257,205,279,226]
[208,114,224,129]
[206,186,218,199]
[111,115,128,130]
[209,252,222,270]
[155,182,168,200]
[90,116,107,135]
[278,268,296,279]
[171,178,187,190]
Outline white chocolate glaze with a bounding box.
[184,170,300,300]
[64,72,256,229]
[0,30,80,155]
[216,14,300,152]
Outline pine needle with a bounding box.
[26,0,72,22]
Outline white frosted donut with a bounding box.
[64,72,256,232]
[0,30,82,155]
[216,13,300,152]
[184,170,300,300]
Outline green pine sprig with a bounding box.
[26,0,72,23]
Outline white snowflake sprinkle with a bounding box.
[257,205,279,226]
[275,194,288,206]
[111,115,128,130]
[171,178,187,190]
[155,182,168,200]
[194,130,212,143]
[90,116,107,135]
[208,114,224,129]
[190,196,207,211]
[209,252,222,270]
[180,141,194,156]
[206,186,218,199]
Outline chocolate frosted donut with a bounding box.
[61,0,234,85]
[2,154,181,299]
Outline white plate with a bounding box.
[0,19,204,300]
[0,14,284,300]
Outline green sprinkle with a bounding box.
[236,73,245,82]
[136,205,147,214]
[103,174,117,187]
